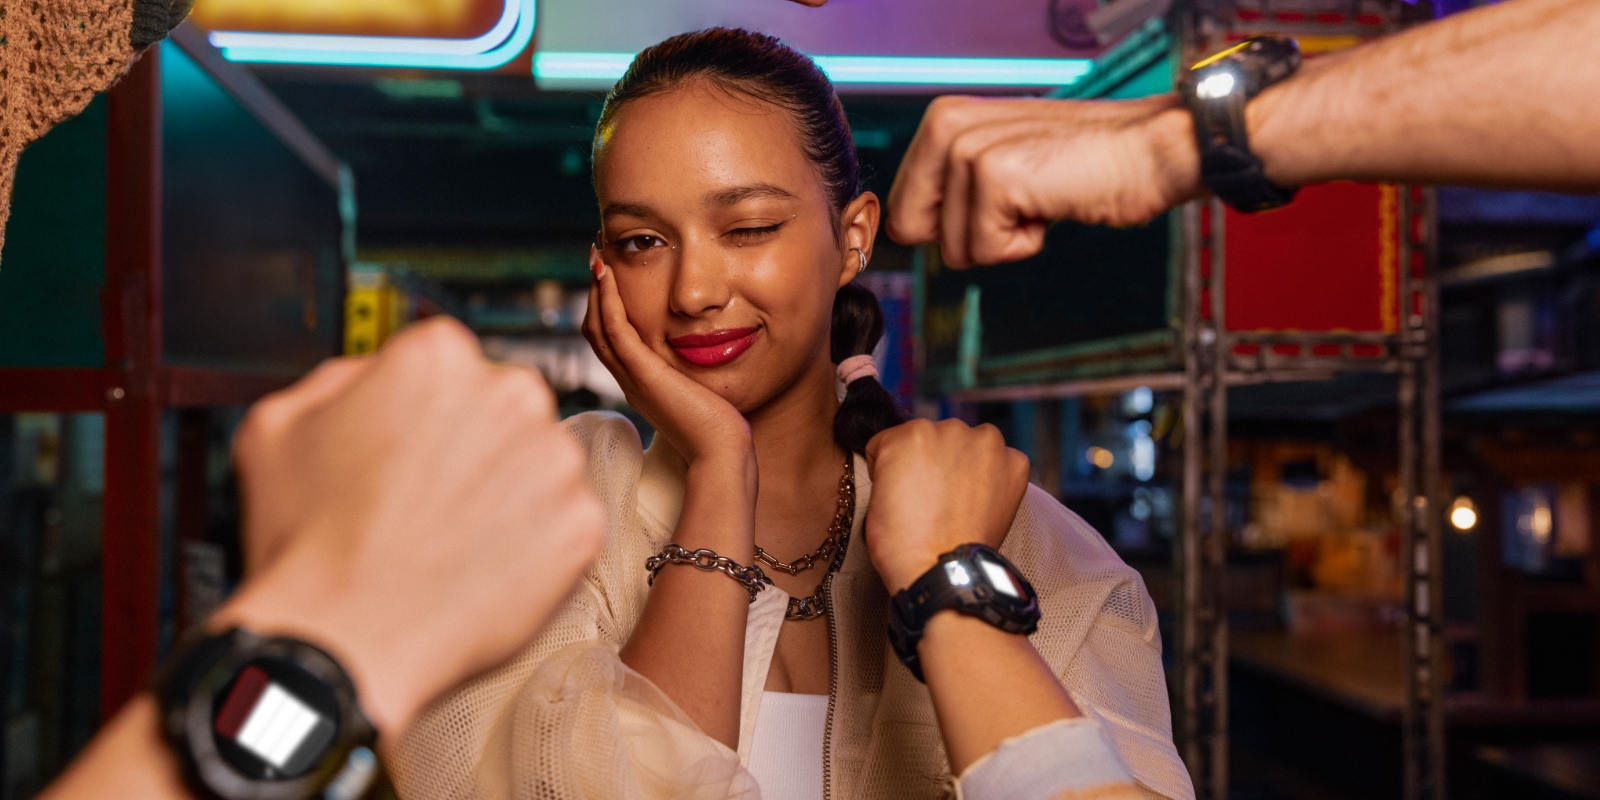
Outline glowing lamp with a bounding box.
[1448,496,1477,532]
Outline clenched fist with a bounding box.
[214,317,605,744]
[862,419,1031,594]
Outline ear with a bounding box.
[836,191,881,291]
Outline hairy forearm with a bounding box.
[919,611,1081,773]
[619,455,758,748]
[1249,0,1600,192]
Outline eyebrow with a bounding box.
[601,201,655,219]
[707,183,797,207]
[600,183,798,220]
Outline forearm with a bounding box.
[1248,0,1600,192]
[919,611,1081,774]
[619,455,758,748]
[38,696,192,800]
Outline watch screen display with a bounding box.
[213,661,337,779]
[978,558,1021,598]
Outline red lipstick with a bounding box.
[669,327,759,367]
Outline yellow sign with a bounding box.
[344,270,409,356]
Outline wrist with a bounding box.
[685,451,759,508]
[1146,100,1206,208]
[208,555,424,744]
[878,550,943,595]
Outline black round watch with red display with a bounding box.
[888,543,1042,683]
[151,627,380,800]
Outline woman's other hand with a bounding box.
[862,418,1031,593]
[583,247,755,469]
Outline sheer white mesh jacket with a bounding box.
[392,412,1195,800]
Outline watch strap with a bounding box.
[888,555,965,682]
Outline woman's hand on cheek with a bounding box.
[583,247,755,467]
[862,419,1031,594]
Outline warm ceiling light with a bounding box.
[1449,496,1477,532]
[1088,446,1115,469]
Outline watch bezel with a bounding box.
[157,628,378,800]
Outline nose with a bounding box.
[668,242,733,318]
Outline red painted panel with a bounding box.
[1223,182,1401,333]
[102,50,164,722]
[0,368,106,411]
[162,365,296,408]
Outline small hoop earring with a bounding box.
[849,247,866,274]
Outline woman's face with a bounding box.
[593,82,876,414]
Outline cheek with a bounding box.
[743,252,838,348]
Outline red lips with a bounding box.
[669,327,760,366]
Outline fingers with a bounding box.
[592,255,659,377]
[236,357,372,456]
[887,96,972,247]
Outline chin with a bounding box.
[683,369,772,416]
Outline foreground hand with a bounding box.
[886,94,1204,269]
[863,419,1031,593]
[582,247,754,466]
[215,317,605,744]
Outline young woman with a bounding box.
[393,29,1192,800]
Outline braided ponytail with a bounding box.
[831,283,909,454]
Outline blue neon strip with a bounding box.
[209,0,519,55]
[214,0,532,69]
[534,52,1094,86]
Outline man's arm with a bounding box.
[888,0,1600,267]
[38,318,605,800]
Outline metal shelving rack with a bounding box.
[1174,4,1443,795]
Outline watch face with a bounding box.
[970,548,1031,606]
[211,658,340,780]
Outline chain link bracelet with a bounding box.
[646,544,773,603]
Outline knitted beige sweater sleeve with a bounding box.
[0,0,190,260]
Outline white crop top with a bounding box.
[746,691,828,800]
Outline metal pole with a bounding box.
[1400,186,1446,800]
[1179,199,1206,793]
[1206,200,1230,800]
[1179,198,1229,799]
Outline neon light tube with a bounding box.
[534,52,1094,86]
[213,0,532,69]
[208,0,520,55]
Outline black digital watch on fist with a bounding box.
[1178,35,1302,212]
[152,627,380,800]
[888,544,1041,682]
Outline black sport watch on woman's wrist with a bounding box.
[152,627,380,800]
[1178,35,1302,212]
[888,544,1041,683]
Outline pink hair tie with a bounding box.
[837,354,879,386]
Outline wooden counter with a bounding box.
[1230,629,1600,728]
